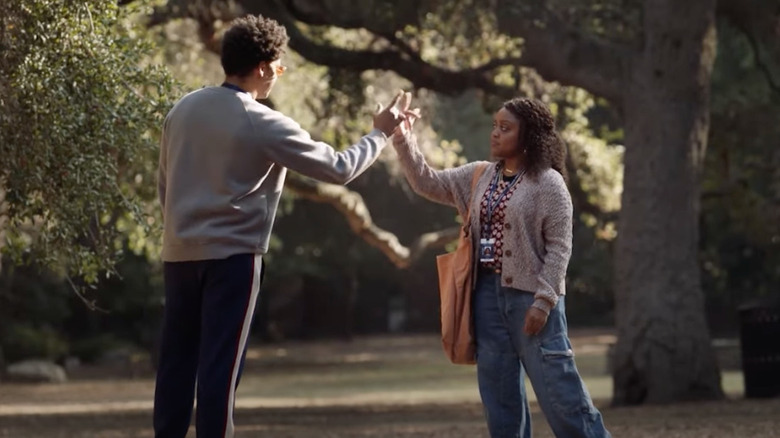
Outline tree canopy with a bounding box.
[0,0,175,284]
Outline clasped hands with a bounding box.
[372,90,422,138]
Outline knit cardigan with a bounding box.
[393,133,573,314]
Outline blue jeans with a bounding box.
[474,273,611,438]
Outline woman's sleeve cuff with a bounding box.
[531,297,553,316]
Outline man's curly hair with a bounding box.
[221,15,289,77]
[503,97,568,182]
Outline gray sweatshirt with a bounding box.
[158,86,387,262]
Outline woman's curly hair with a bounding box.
[503,97,568,183]
[221,15,289,77]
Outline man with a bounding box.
[154,14,411,438]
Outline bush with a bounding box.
[1,324,68,363]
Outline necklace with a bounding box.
[502,164,518,175]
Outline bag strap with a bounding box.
[463,163,490,224]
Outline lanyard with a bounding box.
[482,168,525,235]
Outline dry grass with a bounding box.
[1,330,777,437]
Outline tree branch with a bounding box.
[282,0,424,35]
[148,0,629,102]
[717,0,780,97]
[378,31,426,64]
[145,0,240,28]
[285,174,458,268]
[740,27,780,95]
[145,0,517,97]
[495,0,629,104]
[255,0,519,98]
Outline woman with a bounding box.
[393,97,611,438]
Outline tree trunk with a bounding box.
[612,0,724,405]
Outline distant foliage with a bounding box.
[701,20,780,332]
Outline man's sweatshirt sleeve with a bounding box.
[253,109,387,185]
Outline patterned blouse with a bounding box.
[479,164,522,271]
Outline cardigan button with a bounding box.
[506,277,513,284]
[504,250,512,257]
[504,223,512,230]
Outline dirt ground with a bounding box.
[3,399,780,438]
[1,330,778,438]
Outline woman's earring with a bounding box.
[523,148,528,154]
